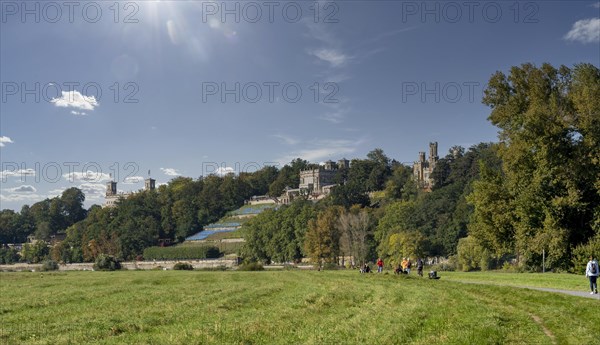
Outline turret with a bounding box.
[106,181,117,196]
[145,178,156,191]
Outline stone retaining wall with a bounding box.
[0,259,238,272]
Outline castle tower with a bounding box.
[429,142,439,171]
[337,158,350,169]
[145,178,156,191]
[106,181,117,196]
[324,160,336,171]
[429,142,438,161]
[418,152,426,163]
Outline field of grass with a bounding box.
[1,270,597,344]
[441,271,589,292]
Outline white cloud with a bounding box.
[0,193,45,203]
[310,48,348,67]
[0,136,14,147]
[78,183,106,199]
[0,183,106,205]
[0,168,36,180]
[47,188,66,197]
[5,185,37,193]
[63,171,111,183]
[593,2,600,9]
[213,167,235,176]
[51,91,99,111]
[564,18,600,44]
[160,168,181,176]
[123,176,144,184]
[70,111,87,116]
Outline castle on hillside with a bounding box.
[104,177,156,207]
[412,142,438,190]
[280,158,349,204]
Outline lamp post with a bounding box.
[542,248,545,273]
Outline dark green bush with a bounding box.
[572,234,600,274]
[40,259,59,271]
[0,247,19,264]
[173,262,194,270]
[237,262,264,271]
[93,254,122,271]
[322,263,339,270]
[143,246,220,260]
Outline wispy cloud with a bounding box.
[319,98,352,124]
[275,138,365,165]
[310,48,348,68]
[70,111,87,116]
[161,167,181,176]
[564,18,600,43]
[51,91,99,111]
[0,136,14,147]
[272,134,300,145]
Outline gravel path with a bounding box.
[453,280,600,300]
[524,286,600,299]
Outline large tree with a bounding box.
[472,63,600,269]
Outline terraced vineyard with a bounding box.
[186,203,277,242]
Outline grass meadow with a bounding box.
[0,270,598,344]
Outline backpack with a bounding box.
[592,262,598,274]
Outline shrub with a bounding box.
[40,259,59,271]
[143,246,220,260]
[238,262,264,271]
[322,262,339,270]
[431,260,457,272]
[0,247,19,264]
[572,234,600,274]
[173,262,194,270]
[457,237,491,271]
[93,254,121,271]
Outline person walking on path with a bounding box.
[417,258,424,277]
[376,258,384,273]
[585,256,599,294]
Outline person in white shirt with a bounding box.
[585,256,599,294]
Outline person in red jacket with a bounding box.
[376,258,384,273]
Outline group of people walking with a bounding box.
[361,257,424,277]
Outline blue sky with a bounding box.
[1,0,599,210]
